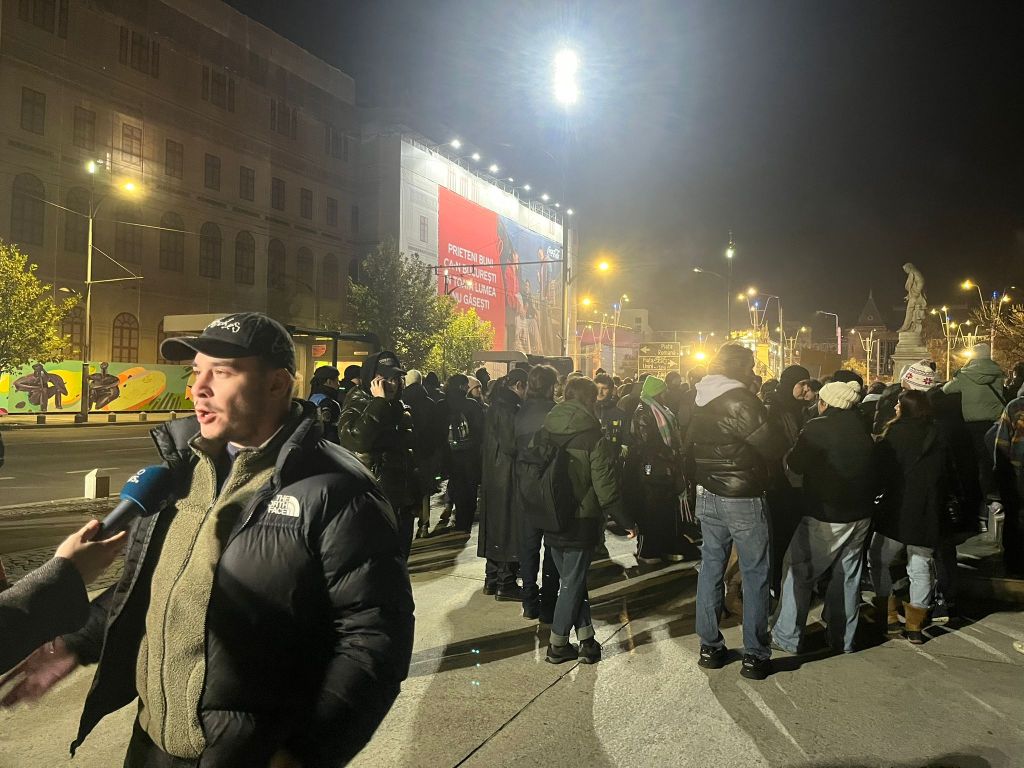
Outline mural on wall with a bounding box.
[0,361,196,413]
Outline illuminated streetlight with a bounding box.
[522,184,531,191]
[597,261,610,272]
[581,297,592,307]
[488,163,499,174]
[541,193,550,202]
[747,287,757,296]
[471,152,480,162]
[450,139,462,149]
[566,208,574,216]
[507,177,514,183]
[553,48,580,105]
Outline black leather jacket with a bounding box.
[684,386,787,497]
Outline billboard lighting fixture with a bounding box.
[471,152,481,161]
[567,208,574,215]
[541,193,550,201]
[522,184,531,191]
[450,139,462,149]
[488,164,499,173]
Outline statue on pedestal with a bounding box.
[897,262,927,335]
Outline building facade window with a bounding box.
[119,26,159,77]
[198,222,222,278]
[270,100,297,139]
[322,254,340,300]
[121,123,142,163]
[159,212,184,272]
[234,231,255,284]
[297,248,314,292]
[271,177,285,210]
[324,125,347,160]
[73,107,95,150]
[64,187,89,254]
[19,0,67,37]
[20,87,46,134]
[239,166,255,201]
[202,66,236,112]
[419,215,428,243]
[165,139,183,179]
[111,312,139,363]
[204,153,221,190]
[300,188,313,219]
[326,196,338,227]
[267,239,286,290]
[350,205,359,234]
[115,205,143,263]
[61,305,85,359]
[11,173,45,245]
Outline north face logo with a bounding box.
[267,494,300,517]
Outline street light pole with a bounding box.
[725,233,735,339]
[78,186,95,423]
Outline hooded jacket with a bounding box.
[943,357,1006,423]
[685,375,787,497]
[62,403,414,768]
[542,399,635,549]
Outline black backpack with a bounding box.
[517,427,600,533]
[448,410,473,452]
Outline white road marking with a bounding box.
[738,681,809,760]
[940,626,1014,663]
[0,477,15,481]
[963,691,1005,719]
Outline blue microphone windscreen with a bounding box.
[118,465,175,513]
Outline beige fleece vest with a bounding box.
[136,436,280,758]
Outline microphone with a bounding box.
[96,465,175,539]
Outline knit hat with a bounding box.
[901,360,937,391]
[972,343,991,360]
[819,380,861,410]
[467,376,482,392]
[641,375,667,400]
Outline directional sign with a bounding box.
[638,342,681,357]
[638,355,682,373]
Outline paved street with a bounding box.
[0,425,158,507]
[1,528,1022,768]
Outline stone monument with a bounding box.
[891,262,931,379]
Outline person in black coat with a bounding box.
[871,390,950,643]
[404,370,447,538]
[771,381,878,654]
[0,520,125,674]
[445,374,486,533]
[478,370,528,598]
[514,364,560,620]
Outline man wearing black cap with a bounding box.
[1,312,414,768]
[339,364,362,397]
[309,365,343,443]
[339,350,420,558]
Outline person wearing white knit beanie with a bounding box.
[772,378,877,654]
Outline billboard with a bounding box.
[399,139,566,357]
[437,188,562,354]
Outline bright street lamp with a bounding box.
[541,193,550,202]
[553,48,580,105]
[566,208,574,216]
[597,260,610,273]
[450,139,462,149]
[488,164,499,174]
[471,152,480,162]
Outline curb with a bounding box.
[0,415,176,431]
[958,571,1024,606]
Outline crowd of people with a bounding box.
[2,310,1024,766]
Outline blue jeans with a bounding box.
[870,534,935,609]
[772,516,872,653]
[695,487,771,659]
[549,548,595,645]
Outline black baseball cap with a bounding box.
[361,350,405,383]
[160,312,296,374]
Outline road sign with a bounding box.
[638,355,682,373]
[638,342,681,357]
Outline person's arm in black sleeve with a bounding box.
[0,558,90,674]
[785,425,814,476]
[740,399,790,463]
[287,488,415,767]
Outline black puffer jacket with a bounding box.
[685,378,787,497]
[339,387,420,509]
[64,404,415,768]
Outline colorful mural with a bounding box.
[0,361,195,413]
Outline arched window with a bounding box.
[111,312,139,363]
[234,231,255,284]
[115,204,143,263]
[64,187,90,254]
[11,173,45,245]
[348,255,361,285]
[199,222,221,278]
[61,305,85,359]
[322,253,340,300]
[268,239,286,291]
[159,212,184,272]
[296,247,314,294]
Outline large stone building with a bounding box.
[0,0,358,364]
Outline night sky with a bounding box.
[227,0,1024,338]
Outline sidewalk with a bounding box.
[1,526,1022,768]
[0,412,177,430]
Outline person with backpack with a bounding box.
[537,377,637,664]
[515,365,561,621]
[445,374,486,533]
[479,370,528,599]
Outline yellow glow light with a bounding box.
[961,280,974,290]
[694,351,706,361]
[597,261,610,272]
[581,297,592,307]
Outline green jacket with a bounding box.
[542,399,633,548]
[942,357,1005,423]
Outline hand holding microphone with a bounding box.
[95,465,174,539]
